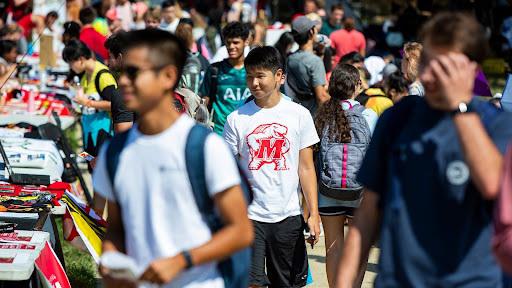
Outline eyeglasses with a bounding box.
[119,65,166,81]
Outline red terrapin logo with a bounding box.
[246,123,290,170]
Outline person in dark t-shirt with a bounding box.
[337,12,512,288]
[63,40,133,157]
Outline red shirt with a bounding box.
[17,14,36,38]
[330,29,366,64]
[79,27,109,61]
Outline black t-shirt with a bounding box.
[94,70,134,124]
[358,96,512,287]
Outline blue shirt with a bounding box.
[358,96,512,287]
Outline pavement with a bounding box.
[81,164,380,288]
[307,235,379,288]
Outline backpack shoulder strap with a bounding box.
[355,92,370,106]
[353,103,367,114]
[208,61,223,105]
[185,124,217,230]
[106,129,130,199]
[95,69,111,94]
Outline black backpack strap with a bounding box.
[95,69,111,95]
[106,129,130,200]
[356,92,370,106]
[209,61,222,108]
[185,124,219,231]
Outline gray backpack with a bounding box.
[317,102,371,200]
[180,52,203,95]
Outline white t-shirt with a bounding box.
[93,115,241,288]
[223,98,320,223]
[159,18,180,33]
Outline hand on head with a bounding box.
[420,52,477,111]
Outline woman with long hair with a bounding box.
[315,64,377,287]
[401,41,424,96]
[274,31,295,64]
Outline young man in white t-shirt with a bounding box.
[223,46,321,288]
[93,29,253,288]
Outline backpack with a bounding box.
[356,88,386,106]
[317,102,371,201]
[175,87,212,127]
[94,69,111,96]
[105,124,252,288]
[180,52,203,95]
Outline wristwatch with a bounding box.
[182,250,194,269]
[450,102,474,116]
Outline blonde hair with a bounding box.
[403,42,423,82]
[143,7,161,23]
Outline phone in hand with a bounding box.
[78,151,95,162]
[308,235,316,249]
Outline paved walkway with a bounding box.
[307,235,379,288]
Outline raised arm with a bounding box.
[425,53,503,199]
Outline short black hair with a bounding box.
[222,22,250,41]
[0,27,9,39]
[340,52,363,64]
[47,10,58,19]
[124,29,187,90]
[292,29,314,46]
[386,71,408,94]
[105,31,128,57]
[62,40,93,63]
[161,0,176,9]
[63,21,81,38]
[331,3,343,12]
[79,6,97,25]
[179,18,194,27]
[63,21,81,37]
[245,46,283,74]
[0,40,17,56]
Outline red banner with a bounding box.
[35,242,71,288]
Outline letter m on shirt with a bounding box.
[257,139,285,160]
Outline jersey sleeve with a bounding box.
[204,133,241,197]
[92,144,116,202]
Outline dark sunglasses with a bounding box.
[119,65,166,81]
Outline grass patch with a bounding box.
[55,217,99,288]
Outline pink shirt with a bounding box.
[330,29,366,64]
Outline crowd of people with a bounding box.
[2,0,512,287]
